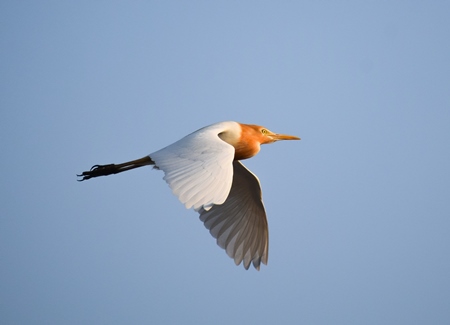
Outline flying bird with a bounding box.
[78,121,300,270]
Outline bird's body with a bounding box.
[79,121,300,270]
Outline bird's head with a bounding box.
[230,123,300,160]
[244,124,301,145]
[221,122,300,160]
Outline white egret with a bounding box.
[78,121,300,270]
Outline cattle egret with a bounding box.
[78,121,300,270]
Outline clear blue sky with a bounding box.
[1,2,449,324]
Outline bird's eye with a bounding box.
[261,129,268,135]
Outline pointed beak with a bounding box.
[270,133,301,141]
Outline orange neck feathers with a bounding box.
[233,124,265,160]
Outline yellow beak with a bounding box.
[270,133,301,141]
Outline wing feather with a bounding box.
[199,161,269,270]
[182,175,218,208]
[150,122,236,211]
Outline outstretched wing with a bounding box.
[199,161,269,270]
[149,122,236,211]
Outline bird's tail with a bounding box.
[77,156,154,181]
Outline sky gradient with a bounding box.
[1,2,450,324]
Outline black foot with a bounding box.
[77,164,117,181]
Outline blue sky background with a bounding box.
[1,2,450,324]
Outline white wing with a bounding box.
[199,161,269,270]
[149,122,237,211]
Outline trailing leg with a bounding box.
[77,156,154,181]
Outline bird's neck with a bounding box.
[233,140,261,160]
[219,123,261,160]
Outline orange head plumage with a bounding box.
[229,123,300,160]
